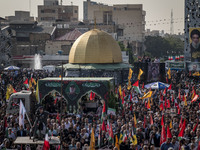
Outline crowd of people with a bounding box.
[0,68,199,150]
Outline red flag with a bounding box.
[163,88,167,95]
[167,99,171,108]
[191,94,199,103]
[161,115,164,126]
[166,77,168,83]
[54,98,58,105]
[123,89,125,97]
[102,120,107,132]
[160,124,166,146]
[130,104,133,111]
[130,92,133,101]
[90,92,95,100]
[167,126,172,138]
[150,114,153,125]
[164,98,167,108]
[178,119,186,139]
[177,106,181,115]
[168,84,172,90]
[43,134,50,150]
[182,93,185,101]
[142,82,144,89]
[198,141,200,150]
[56,113,60,124]
[143,115,146,128]
[160,103,164,111]
[193,122,198,132]
[179,117,182,129]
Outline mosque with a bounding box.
[64,29,131,84]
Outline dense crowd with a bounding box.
[0,69,199,150]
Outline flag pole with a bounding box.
[25,112,33,128]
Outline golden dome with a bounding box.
[69,29,122,64]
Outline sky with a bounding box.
[0,0,184,34]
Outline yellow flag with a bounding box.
[128,68,133,80]
[184,98,187,106]
[36,81,40,102]
[193,72,200,76]
[131,135,137,146]
[6,84,15,100]
[119,133,123,144]
[31,78,37,85]
[169,120,172,129]
[119,85,122,98]
[134,113,137,128]
[127,80,132,90]
[29,79,32,89]
[141,91,152,99]
[115,135,120,150]
[90,128,95,150]
[167,68,171,79]
[137,68,143,80]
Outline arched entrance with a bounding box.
[37,77,114,113]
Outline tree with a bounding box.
[144,36,184,58]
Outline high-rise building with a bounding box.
[83,0,146,43]
[38,0,78,22]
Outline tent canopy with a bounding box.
[145,82,169,90]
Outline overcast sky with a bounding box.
[0,0,184,34]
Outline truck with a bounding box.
[6,90,32,114]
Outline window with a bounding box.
[41,10,44,13]
[74,10,78,13]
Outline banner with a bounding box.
[189,28,200,62]
[167,62,185,70]
[187,62,200,71]
[147,63,160,82]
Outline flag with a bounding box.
[6,84,16,100]
[163,88,167,95]
[23,79,29,89]
[150,114,153,125]
[36,81,40,102]
[167,126,172,138]
[160,102,164,111]
[160,124,166,146]
[90,92,95,100]
[164,98,167,108]
[137,68,143,80]
[193,72,200,76]
[178,119,186,140]
[179,117,182,129]
[184,95,187,106]
[169,120,172,129]
[191,87,196,99]
[171,95,174,103]
[167,99,171,108]
[119,85,122,99]
[115,135,120,150]
[134,113,137,128]
[90,128,95,150]
[42,134,50,150]
[141,91,152,99]
[128,68,133,80]
[108,123,114,143]
[167,68,171,79]
[198,140,200,150]
[132,80,141,94]
[193,122,198,132]
[130,134,137,145]
[147,99,151,109]
[168,84,172,90]
[101,102,106,122]
[56,113,60,124]
[191,94,199,103]
[127,80,132,90]
[101,120,106,132]
[142,82,144,89]
[29,79,32,90]
[31,77,37,86]
[161,115,164,126]
[19,100,26,128]
[119,133,123,144]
